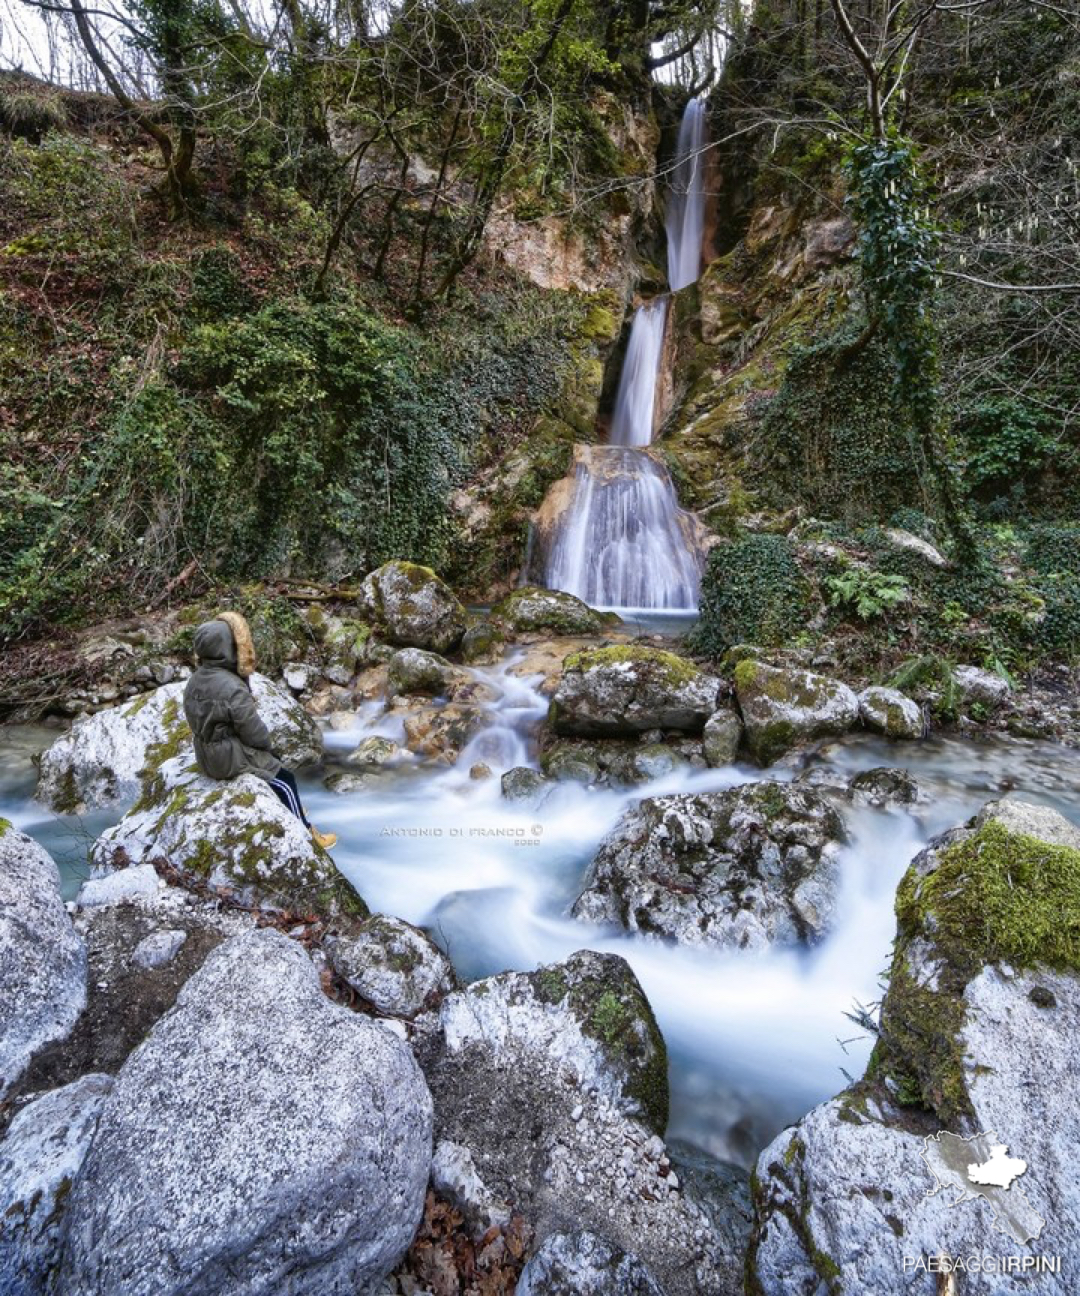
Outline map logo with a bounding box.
[922,1130,1045,1245]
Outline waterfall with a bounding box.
[609,297,669,447]
[666,98,708,292]
[544,447,704,610]
[541,99,708,610]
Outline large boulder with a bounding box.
[359,560,466,654]
[573,783,846,951]
[0,1073,113,1295]
[56,928,433,1296]
[858,685,923,740]
[324,914,456,1018]
[90,757,366,919]
[734,661,859,765]
[549,646,721,738]
[15,876,256,1098]
[0,825,86,1099]
[37,675,323,813]
[517,1231,665,1296]
[491,586,611,637]
[748,799,1080,1294]
[417,951,741,1296]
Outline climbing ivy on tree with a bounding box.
[845,134,973,554]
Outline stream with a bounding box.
[5,633,1080,1170]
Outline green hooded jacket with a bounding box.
[183,619,280,782]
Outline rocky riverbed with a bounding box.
[2,565,1079,1295]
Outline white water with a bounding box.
[609,297,669,448]
[542,99,709,610]
[10,657,1080,1168]
[666,98,709,291]
[544,447,702,609]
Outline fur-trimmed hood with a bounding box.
[192,611,257,677]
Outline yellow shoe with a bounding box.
[311,826,338,850]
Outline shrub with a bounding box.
[691,533,814,658]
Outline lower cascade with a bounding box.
[537,445,706,610]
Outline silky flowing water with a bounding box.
[541,98,708,611]
[6,647,1080,1169]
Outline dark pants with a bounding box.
[268,767,310,828]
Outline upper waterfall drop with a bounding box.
[666,97,708,292]
[609,296,669,447]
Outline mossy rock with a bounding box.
[550,645,720,738]
[92,759,367,920]
[734,660,859,766]
[491,586,613,638]
[875,800,1080,1125]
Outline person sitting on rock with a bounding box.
[183,612,337,850]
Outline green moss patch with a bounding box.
[876,818,1080,1125]
[898,820,1080,974]
[563,644,702,690]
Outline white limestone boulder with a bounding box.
[0,825,86,1099]
[55,928,433,1296]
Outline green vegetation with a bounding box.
[562,643,702,688]
[825,568,909,622]
[898,821,1080,975]
[692,535,812,657]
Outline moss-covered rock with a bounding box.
[877,799,1080,1125]
[91,757,366,920]
[440,950,668,1137]
[549,645,721,737]
[857,686,923,740]
[385,647,462,698]
[324,914,456,1018]
[358,560,466,654]
[701,708,743,766]
[37,676,322,813]
[734,661,859,765]
[749,798,1080,1293]
[491,586,613,637]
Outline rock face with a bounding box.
[439,952,668,1136]
[324,914,455,1018]
[574,783,845,951]
[517,1231,664,1296]
[0,826,87,1099]
[359,560,466,654]
[0,1073,113,1295]
[491,586,610,637]
[748,799,1080,1294]
[37,675,322,813]
[90,757,366,919]
[549,646,720,738]
[734,661,859,765]
[56,929,433,1296]
[858,685,923,740]
[418,951,741,1295]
